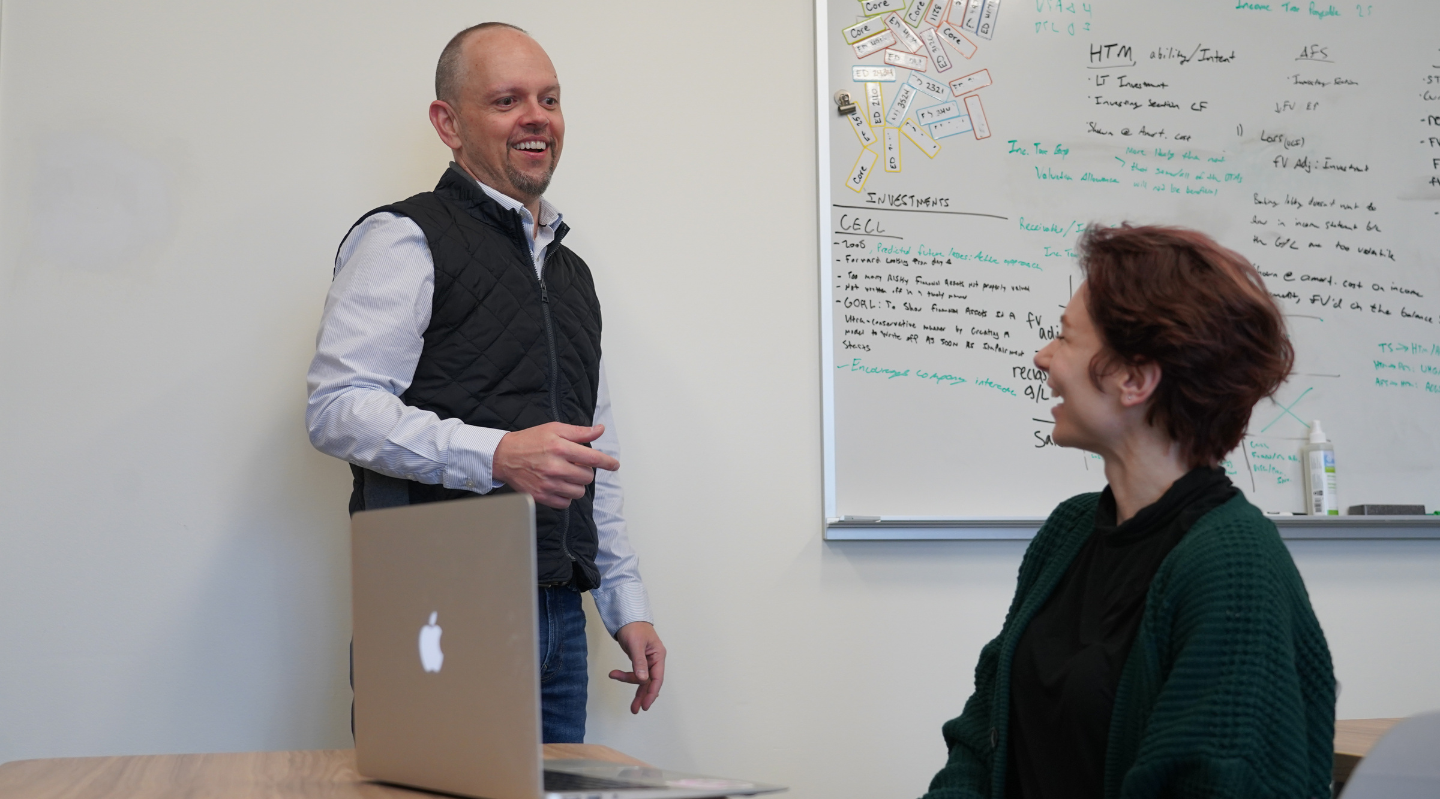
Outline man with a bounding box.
[306,22,665,743]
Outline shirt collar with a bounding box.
[449,161,563,232]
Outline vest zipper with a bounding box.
[535,251,575,566]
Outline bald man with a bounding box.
[306,22,665,743]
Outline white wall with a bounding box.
[0,2,1437,797]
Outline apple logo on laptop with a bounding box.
[418,611,444,672]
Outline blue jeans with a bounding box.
[537,585,588,743]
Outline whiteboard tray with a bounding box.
[824,516,1440,541]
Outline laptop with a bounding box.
[352,493,787,799]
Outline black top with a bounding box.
[1004,467,1238,799]
[342,167,605,589]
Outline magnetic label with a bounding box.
[883,12,925,53]
[925,0,948,27]
[859,0,907,16]
[866,82,886,128]
[915,99,962,125]
[948,68,993,97]
[975,0,1001,40]
[842,17,888,45]
[854,29,898,59]
[928,113,973,138]
[847,109,879,148]
[854,65,900,82]
[884,49,929,72]
[963,93,991,139]
[907,71,948,100]
[903,0,931,29]
[846,147,880,192]
[885,82,919,126]
[884,127,902,172]
[919,28,954,73]
[961,0,984,34]
[901,118,942,158]
[939,24,978,59]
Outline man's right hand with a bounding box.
[492,423,619,509]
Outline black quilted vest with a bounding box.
[345,167,603,589]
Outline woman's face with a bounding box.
[1033,284,1127,455]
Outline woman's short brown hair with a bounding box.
[1078,224,1293,467]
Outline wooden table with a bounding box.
[0,720,1401,797]
[0,744,648,798]
[1334,718,1401,787]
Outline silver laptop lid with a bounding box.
[352,493,543,799]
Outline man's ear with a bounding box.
[1117,359,1162,409]
[428,100,463,151]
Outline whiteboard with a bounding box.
[818,0,1440,523]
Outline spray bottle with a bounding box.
[1301,420,1338,516]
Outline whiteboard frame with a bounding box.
[816,0,839,524]
[825,515,1440,541]
[812,0,1440,542]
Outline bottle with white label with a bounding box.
[1301,420,1339,515]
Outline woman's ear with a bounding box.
[1117,360,1162,408]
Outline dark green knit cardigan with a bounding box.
[922,492,1335,799]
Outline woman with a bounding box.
[922,225,1334,799]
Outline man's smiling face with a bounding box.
[449,27,564,204]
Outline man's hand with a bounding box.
[610,622,666,714]
[492,423,619,509]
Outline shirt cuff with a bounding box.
[590,579,654,638]
[441,423,508,493]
